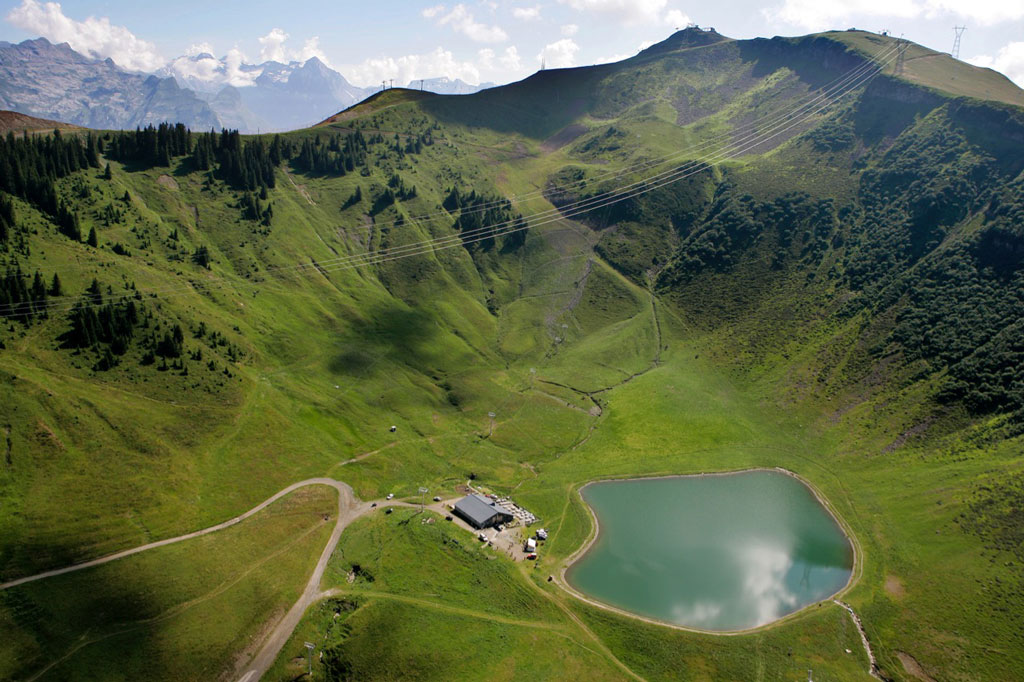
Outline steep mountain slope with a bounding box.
[1,27,1023,682]
[0,39,380,134]
[0,38,220,130]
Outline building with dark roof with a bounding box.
[453,494,513,529]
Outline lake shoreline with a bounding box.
[555,467,861,636]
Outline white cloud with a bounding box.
[500,45,523,70]
[664,9,691,27]
[185,42,215,57]
[478,47,495,69]
[513,5,541,20]
[596,37,656,63]
[258,27,289,62]
[167,46,262,88]
[765,0,1024,31]
[223,47,260,87]
[298,36,329,64]
[344,46,484,87]
[169,53,221,81]
[538,38,580,68]
[968,42,1024,88]
[343,44,529,89]
[594,52,630,63]
[429,4,509,42]
[561,23,579,36]
[924,0,1024,24]
[422,4,446,19]
[256,28,331,66]
[6,0,165,71]
[558,0,669,24]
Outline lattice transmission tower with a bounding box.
[952,26,966,59]
[895,38,909,76]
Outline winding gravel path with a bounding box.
[0,478,424,682]
[234,480,367,682]
[0,478,352,592]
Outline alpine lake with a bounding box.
[565,470,854,631]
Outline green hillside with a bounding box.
[2,27,1024,682]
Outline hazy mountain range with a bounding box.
[0,37,491,133]
[404,76,493,95]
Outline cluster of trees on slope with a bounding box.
[0,129,102,253]
[846,106,1024,422]
[444,186,527,253]
[0,124,259,377]
[0,129,100,214]
[0,266,57,321]
[660,189,836,279]
[0,123,431,266]
[0,118,504,376]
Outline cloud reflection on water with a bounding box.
[737,542,799,627]
[670,600,723,627]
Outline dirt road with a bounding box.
[0,478,353,592]
[234,480,367,682]
[1,479,438,682]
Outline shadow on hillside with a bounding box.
[419,64,614,140]
[0,538,162,680]
[740,35,867,90]
[329,304,439,377]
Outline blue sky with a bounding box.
[1,0,1022,88]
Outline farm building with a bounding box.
[453,494,513,529]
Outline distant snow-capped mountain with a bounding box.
[242,57,374,131]
[0,38,494,133]
[158,52,376,132]
[405,76,494,95]
[0,38,220,131]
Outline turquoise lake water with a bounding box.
[566,471,853,631]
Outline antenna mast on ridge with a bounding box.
[951,26,966,59]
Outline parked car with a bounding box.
[433,496,442,502]
[386,493,394,500]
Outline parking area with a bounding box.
[420,492,545,562]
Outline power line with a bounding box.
[0,45,900,318]
[0,45,897,318]
[40,42,904,292]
